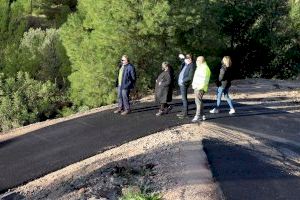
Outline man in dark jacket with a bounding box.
[114,55,136,115]
[177,54,195,118]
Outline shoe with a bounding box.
[156,110,164,116]
[229,109,235,114]
[209,108,219,114]
[192,116,199,123]
[121,110,130,115]
[164,105,173,114]
[192,115,206,123]
[114,108,122,114]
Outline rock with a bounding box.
[121,186,141,196]
[87,197,107,200]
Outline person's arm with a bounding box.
[178,54,185,68]
[130,65,136,88]
[115,65,121,88]
[218,67,225,82]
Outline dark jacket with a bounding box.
[115,63,136,90]
[179,61,195,87]
[155,68,174,103]
[216,65,232,89]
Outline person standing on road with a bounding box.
[191,56,211,123]
[155,61,174,116]
[177,54,195,119]
[114,55,136,115]
[210,56,235,114]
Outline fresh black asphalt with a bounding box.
[1,98,300,200]
[203,99,300,200]
[0,100,190,194]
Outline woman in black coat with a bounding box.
[155,62,174,116]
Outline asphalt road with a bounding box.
[203,98,300,200]
[1,98,300,200]
[0,100,190,194]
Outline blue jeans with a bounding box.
[117,86,130,111]
[180,85,188,114]
[216,87,234,109]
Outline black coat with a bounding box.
[155,69,174,103]
[216,65,232,89]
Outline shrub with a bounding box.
[0,72,63,132]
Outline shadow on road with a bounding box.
[203,138,300,200]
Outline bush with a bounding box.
[58,106,76,117]
[121,190,161,200]
[0,72,64,132]
[19,28,71,88]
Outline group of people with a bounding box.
[114,54,235,122]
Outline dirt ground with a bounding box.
[1,78,300,200]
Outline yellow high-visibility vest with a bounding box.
[192,62,211,92]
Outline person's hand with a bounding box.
[178,54,185,59]
[215,80,221,87]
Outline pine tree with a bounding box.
[60,0,172,107]
[31,0,77,28]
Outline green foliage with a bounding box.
[60,0,300,108]
[60,0,173,107]
[290,0,300,32]
[0,72,63,132]
[0,0,29,72]
[31,0,77,28]
[1,28,71,88]
[58,106,76,117]
[19,28,71,88]
[0,0,299,131]
[203,0,300,79]
[121,189,162,200]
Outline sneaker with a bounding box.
[114,108,122,114]
[192,115,206,123]
[229,109,235,114]
[156,110,164,116]
[192,116,200,123]
[209,108,219,114]
[121,110,130,115]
